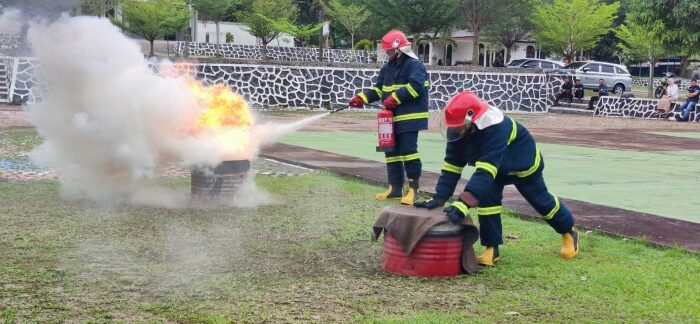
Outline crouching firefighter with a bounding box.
[348,29,430,205]
[414,91,579,266]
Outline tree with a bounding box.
[191,0,239,50]
[616,19,667,97]
[260,15,322,47]
[363,0,460,36]
[481,0,535,64]
[530,0,619,64]
[323,0,370,50]
[459,0,509,67]
[116,0,190,56]
[238,0,299,57]
[626,0,700,77]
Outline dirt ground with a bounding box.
[5,105,699,151]
[261,110,700,151]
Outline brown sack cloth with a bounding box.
[372,205,480,275]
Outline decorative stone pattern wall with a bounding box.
[7,59,560,114]
[174,42,376,63]
[0,33,20,49]
[192,63,555,112]
[632,77,693,89]
[9,58,43,104]
[594,96,699,122]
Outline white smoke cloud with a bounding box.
[19,14,324,206]
[0,7,23,33]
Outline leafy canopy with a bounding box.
[191,0,239,22]
[238,0,299,46]
[116,0,190,55]
[323,0,370,47]
[530,0,619,62]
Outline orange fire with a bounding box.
[188,81,254,156]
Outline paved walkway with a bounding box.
[262,143,700,252]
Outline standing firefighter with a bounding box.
[414,91,579,266]
[348,30,430,205]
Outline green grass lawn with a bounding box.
[281,131,700,223]
[1,175,699,322]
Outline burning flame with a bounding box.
[188,81,255,158]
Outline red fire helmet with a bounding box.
[381,30,411,51]
[443,91,489,128]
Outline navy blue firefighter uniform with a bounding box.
[417,92,579,265]
[356,53,430,204]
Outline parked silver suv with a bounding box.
[558,61,632,94]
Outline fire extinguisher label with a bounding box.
[379,124,392,133]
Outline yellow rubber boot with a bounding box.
[477,246,500,266]
[560,228,579,259]
[376,185,402,201]
[401,179,419,205]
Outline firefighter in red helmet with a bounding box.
[414,91,579,265]
[348,30,430,205]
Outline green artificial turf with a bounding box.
[281,131,700,223]
[1,176,699,322]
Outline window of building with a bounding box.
[445,44,453,66]
[526,45,535,58]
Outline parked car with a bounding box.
[557,61,632,94]
[506,58,564,70]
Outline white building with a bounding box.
[405,30,555,67]
[191,20,294,47]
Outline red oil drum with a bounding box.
[382,222,465,277]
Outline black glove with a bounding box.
[443,200,469,223]
[413,198,444,209]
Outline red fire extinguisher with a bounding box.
[376,108,395,152]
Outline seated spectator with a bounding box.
[587,79,608,110]
[553,76,574,106]
[675,79,700,122]
[656,78,679,118]
[573,79,584,102]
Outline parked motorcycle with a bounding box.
[654,72,681,98]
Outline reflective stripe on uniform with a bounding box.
[477,205,502,216]
[402,153,420,161]
[385,156,402,163]
[383,84,401,92]
[372,87,382,98]
[452,201,469,215]
[393,112,429,122]
[442,162,463,174]
[406,84,419,98]
[475,161,498,178]
[382,81,430,93]
[508,147,541,178]
[508,118,517,145]
[543,195,560,220]
[391,92,402,104]
[358,92,369,104]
